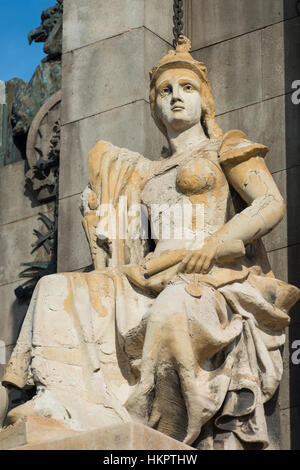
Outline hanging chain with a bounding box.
[173,0,184,48]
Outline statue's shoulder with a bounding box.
[87,141,114,194]
[219,130,269,166]
[88,140,152,194]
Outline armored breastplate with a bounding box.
[176,157,217,196]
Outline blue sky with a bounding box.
[0,0,57,83]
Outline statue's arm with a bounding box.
[217,155,285,245]
[82,140,153,269]
[215,129,285,244]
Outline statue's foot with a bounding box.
[125,384,154,425]
[182,387,215,446]
[6,400,37,426]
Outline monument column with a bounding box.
[58,0,175,273]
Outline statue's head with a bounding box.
[149,36,222,141]
[28,0,63,59]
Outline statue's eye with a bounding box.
[183,84,194,92]
[161,86,171,96]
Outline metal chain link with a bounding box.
[173,0,184,48]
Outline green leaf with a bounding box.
[43,240,52,254]
[19,272,42,279]
[31,233,53,254]
[22,261,50,269]
[38,213,54,231]
[33,229,45,240]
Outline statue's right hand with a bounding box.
[121,265,148,290]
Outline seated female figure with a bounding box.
[2,36,299,450]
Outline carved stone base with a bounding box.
[0,418,194,450]
[0,417,78,450]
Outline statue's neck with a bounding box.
[167,122,208,156]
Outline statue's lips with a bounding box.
[171,106,185,111]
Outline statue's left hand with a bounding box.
[178,238,219,274]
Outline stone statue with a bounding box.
[2,1,62,170]
[1,36,299,450]
[10,0,63,140]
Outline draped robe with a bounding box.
[3,132,300,449]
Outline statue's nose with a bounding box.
[171,84,183,103]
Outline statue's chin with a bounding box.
[166,118,199,134]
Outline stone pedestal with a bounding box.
[0,417,77,450]
[0,417,193,450]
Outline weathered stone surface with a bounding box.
[0,213,52,287]
[280,407,291,450]
[0,417,77,450]
[0,161,54,226]
[57,194,92,272]
[0,383,8,428]
[144,0,174,45]
[262,16,300,100]
[63,0,173,53]
[8,26,296,450]
[59,100,166,200]
[264,389,281,450]
[262,22,285,101]
[263,170,287,252]
[217,95,300,174]
[0,282,28,347]
[268,245,300,326]
[193,31,262,115]
[63,0,143,53]
[61,28,169,125]
[279,328,290,411]
[0,346,14,381]
[217,102,276,173]
[267,248,288,283]
[281,406,300,450]
[190,0,293,50]
[6,420,193,450]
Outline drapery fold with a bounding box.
[3,267,292,448]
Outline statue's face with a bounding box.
[154,68,202,134]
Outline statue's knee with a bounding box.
[149,299,186,326]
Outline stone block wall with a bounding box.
[0,80,24,167]
[0,82,6,166]
[189,0,300,449]
[58,0,175,273]
[0,159,54,383]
